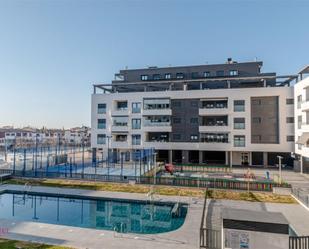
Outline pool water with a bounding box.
[0,192,187,234]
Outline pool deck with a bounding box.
[0,184,204,249]
[1,184,309,249]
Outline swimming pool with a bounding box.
[0,191,188,234]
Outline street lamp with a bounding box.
[277,156,283,184]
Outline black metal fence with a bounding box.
[0,168,289,192]
[289,236,309,249]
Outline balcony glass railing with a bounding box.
[144,121,171,126]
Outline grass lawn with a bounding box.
[0,238,71,249]
[5,178,296,204]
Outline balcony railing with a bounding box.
[144,121,171,126]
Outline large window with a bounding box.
[153,74,161,80]
[216,70,224,77]
[234,100,245,112]
[234,135,245,147]
[203,71,211,78]
[229,70,238,76]
[286,117,294,124]
[97,134,106,145]
[132,102,141,113]
[113,116,128,126]
[200,133,228,143]
[98,103,106,114]
[144,116,170,126]
[165,73,171,79]
[141,75,148,81]
[298,115,302,129]
[234,118,245,129]
[143,98,170,110]
[132,119,141,129]
[201,100,227,109]
[297,95,302,109]
[97,119,106,129]
[132,134,141,145]
[176,73,184,79]
[116,101,128,110]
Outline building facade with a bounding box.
[91,59,296,167]
[294,66,309,173]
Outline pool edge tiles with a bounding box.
[0,190,188,235]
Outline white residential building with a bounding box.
[294,65,309,173]
[91,60,296,167]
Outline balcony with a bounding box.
[143,108,172,116]
[199,125,230,133]
[199,108,229,116]
[111,125,128,133]
[301,123,309,133]
[301,101,309,111]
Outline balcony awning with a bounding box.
[296,132,309,144]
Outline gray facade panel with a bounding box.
[171,99,199,142]
[251,96,279,144]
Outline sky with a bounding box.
[0,0,308,129]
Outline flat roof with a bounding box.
[118,61,263,73]
[222,208,289,225]
[299,65,309,75]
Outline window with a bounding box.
[132,134,141,145]
[190,117,198,124]
[132,119,141,129]
[153,74,161,80]
[234,135,245,147]
[234,100,245,112]
[172,101,181,108]
[98,103,106,114]
[286,117,294,124]
[117,101,128,110]
[216,70,224,77]
[286,98,294,105]
[191,72,199,79]
[176,73,184,79]
[200,133,228,143]
[115,134,127,142]
[132,102,141,113]
[298,115,302,129]
[97,134,106,145]
[287,136,295,142]
[113,116,128,126]
[203,71,211,78]
[297,95,302,109]
[229,70,238,76]
[172,134,181,140]
[97,119,106,129]
[234,118,245,129]
[252,117,261,124]
[143,98,170,110]
[165,73,171,79]
[141,75,148,81]
[173,117,181,124]
[190,135,198,141]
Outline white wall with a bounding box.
[91,86,294,154]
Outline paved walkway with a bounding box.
[205,199,309,236]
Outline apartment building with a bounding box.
[0,126,91,149]
[294,65,309,173]
[91,59,296,167]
